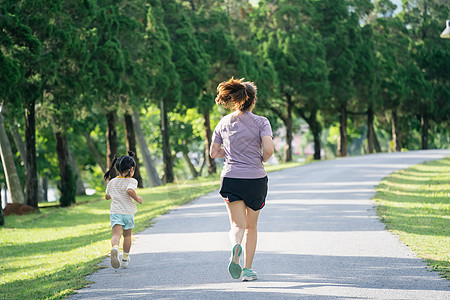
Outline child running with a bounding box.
[104,152,143,269]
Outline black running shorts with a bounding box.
[219,176,268,211]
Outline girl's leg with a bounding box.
[110,225,122,268]
[225,200,247,246]
[244,207,260,269]
[122,229,132,253]
[111,225,123,247]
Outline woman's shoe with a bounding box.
[242,268,257,281]
[228,244,242,279]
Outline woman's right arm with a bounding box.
[262,135,274,162]
[210,142,225,158]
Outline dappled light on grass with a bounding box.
[373,157,450,279]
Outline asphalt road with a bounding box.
[72,150,450,299]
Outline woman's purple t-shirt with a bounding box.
[212,111,273,179]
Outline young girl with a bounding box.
[104,152,143,269]
[210,77,274,281]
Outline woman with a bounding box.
[210,77,274,281]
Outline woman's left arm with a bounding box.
[210,142,225,158]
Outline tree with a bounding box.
[132,110,162,187]
[372,14,411,151]
[402,0,450,149]
[251,0,328,161]
[0,104,25,204]
[352,23,381,153]
[0,4,40,206]
[187,2,242,174]
[315,0,358,157]
[159,0,209,181]
[143,0,180,183]
[38,0,94,206]
[88,2,126,177]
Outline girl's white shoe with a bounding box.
[111,247,120,269]
[121,256,130,269]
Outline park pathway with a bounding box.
[73,150,450,299]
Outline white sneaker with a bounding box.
[121,256,130,269]
[111,248,120,269]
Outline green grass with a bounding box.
[0,162,304,300]
[373,156,450,280]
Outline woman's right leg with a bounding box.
[225,200,247,245]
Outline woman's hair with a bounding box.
[215,77,257,111]
[103,151,136,181]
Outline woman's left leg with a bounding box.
[225,200,247,246]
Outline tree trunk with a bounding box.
[338,104,348,157]
[284,94,293,162]
[160,99,174,183]
[9,122,27,166]
[132,110,161,187]
[83,131,106,173]
[9,120,44,202]
[42,177,48,202]
[183,151,199,178]
[55,130,76,207]
[25,99,38,207]
[124,113,143,188]
[202,109,217,175]
[198,154,205,176]
[374,130,382,153]
[392,110,401,152]
[421,114,428,150]
[0,104,25,204]
[106,111,118,178]
[309,110,321,160]
[69,150,85,195]
[0,192,4,226]
[367,107,375,154]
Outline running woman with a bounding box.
[210,77,274,281]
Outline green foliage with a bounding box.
[1,0,449,207]
[146,0,180,106]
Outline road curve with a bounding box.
[72,150,450,299]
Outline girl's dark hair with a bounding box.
[215,77,257,111]
[103,151,136,181]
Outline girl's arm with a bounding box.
[127,189,143,204]
[262,135,274,162]
[210,142,225,158]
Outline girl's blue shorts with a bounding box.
[110,214,135,230]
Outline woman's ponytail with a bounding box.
[215,77,257,111]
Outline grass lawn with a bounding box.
[0,162,303,300]
[373,156,450,280]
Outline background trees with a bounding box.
[1,0,448,210]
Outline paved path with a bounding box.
[73,150,450,299]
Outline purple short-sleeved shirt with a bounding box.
[212,111,273,179]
